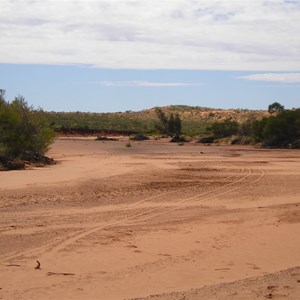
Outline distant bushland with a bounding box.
[45,106,266,138]
[195,102,300,148]
[3,91,296,152]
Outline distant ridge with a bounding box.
[110,105,268,124]
[46,105,268,135]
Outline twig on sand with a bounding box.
[47,272,75,276]
[35,260,41,270]
[6,264,21,267]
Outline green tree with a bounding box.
[155,107,169,134]
[268,102,285,114]
[173,113,182,139]
[168,113,175,137]
[155,108,182,138]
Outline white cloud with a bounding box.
[240,73,300,83]
[0,0,300,70]
[99,81,202,87]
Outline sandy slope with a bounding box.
[0,138,300,300]
[132,267,300,299]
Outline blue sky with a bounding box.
[0,0,300,112]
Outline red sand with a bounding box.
[1,138,300,299]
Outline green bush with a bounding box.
[253,109,300,147]
[208,119,239,138]
[0,90,54,160]
[129,133,149,141]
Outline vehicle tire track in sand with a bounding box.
[127,168,253,222]
[117,167,245,209]
[129,168,266,223]
[24,168,246,259]
[1,167,248,262]
[39,168,251,257]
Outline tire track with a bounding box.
[128,168,266,223]
[41,167,250,257]
[127,168,253,222]
[37,167,247,258]
[1,167,249,262]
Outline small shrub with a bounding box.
[129,134,149,141]
[95,136,118,141]
[125,142,132,147]
[198,136,215,143]
[292,139,300,149]
[170,136,187,143]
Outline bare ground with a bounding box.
[0,138,300,299]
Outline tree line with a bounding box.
[203,102,300,148]
[1,88,299,171]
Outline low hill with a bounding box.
[126,105,267,123]
[46,105,268,136]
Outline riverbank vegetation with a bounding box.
[43,103,300,148]
[0,90,55,170]
[1,87,299,170]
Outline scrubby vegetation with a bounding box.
[155,108,182,140]
[130,134,149,141]
[0,90,55,169]
[47,111,155,135]
[24,100,300,148]
[203,103,300,148]
[208,119,240,139]
[253,108,300,148]
[44,106,267,137]
[1,86,298,172]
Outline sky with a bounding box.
[0,0,300,112]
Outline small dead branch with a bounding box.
[6,264,21,267]
[35,260,41,270]
[47,272,75,276]
[127,244,138,248]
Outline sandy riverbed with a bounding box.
[1,138,300,299]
